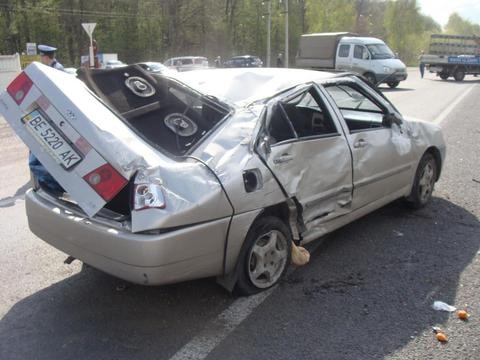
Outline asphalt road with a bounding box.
[0,69,479,360]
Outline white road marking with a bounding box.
[0,194,24,207]
[169,288,274,360]
[433,83,478,125]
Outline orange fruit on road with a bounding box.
[436,332,448,342]
[457,310,469,320]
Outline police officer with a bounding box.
[38,44,64,71]
[29,44,65,194]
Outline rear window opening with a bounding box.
[77,65,230,156]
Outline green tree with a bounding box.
[383,0,423,64]
[305,0,356,33]
[445,12,480,36]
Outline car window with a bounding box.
[338,44,350,58]
[354,45,368,60]
[267,103,296,144]
[280,89,337,138]
[181,59,193,65]
[267,88,338,144]
[325,83,386,131]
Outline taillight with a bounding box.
[133,183,165,211]
[7,72,33,105]
[83,163,128,201]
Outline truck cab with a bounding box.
[336,37,407,88]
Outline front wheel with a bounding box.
[387,81,399,88]
[364,73,376,86]
[439,71,449,80]
[406,153,437,209]
[234,216,291,295]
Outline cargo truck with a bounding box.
[296,32,408,88]
[421,34,480,81]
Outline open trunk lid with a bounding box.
[0,63,163,216]
[0,63,233,232]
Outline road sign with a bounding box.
[82,23,96,37]
[82,23,97,67]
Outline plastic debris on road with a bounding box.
[432,301,457,312]
[291,243,310,266]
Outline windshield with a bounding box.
[366,44,395,59]
[148,63,167,72]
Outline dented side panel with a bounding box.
[131,159,233,232]
[193,108,287,214]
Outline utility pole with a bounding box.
[266,0,271,67]
[284,0,289,67]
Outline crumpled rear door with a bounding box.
[260,86,353,227]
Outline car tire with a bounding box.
[387,81,399,88]
[234,216,291,296]
[406,153,437,209]
[454,68,465,82]
[364,73,376,86]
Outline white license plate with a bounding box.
[23,110,82,169]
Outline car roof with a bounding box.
[140,61,166,66]
[170,68,337,106]
[167,56,207,61]
[230,55,258,59]
[340,37,385,45]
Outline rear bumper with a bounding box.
[25,189,229,285]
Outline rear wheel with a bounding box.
[234,216,291,295]
[406,153,437,209]
[387,81,400,88]
[454,68,465,82]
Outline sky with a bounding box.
[418,0,480,26]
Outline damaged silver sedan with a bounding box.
[0,64,445,295]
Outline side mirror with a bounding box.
[382,113,403,127]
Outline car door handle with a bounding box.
[273,154,293,164]
[353,139,368,148]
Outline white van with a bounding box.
[296,33,408,88]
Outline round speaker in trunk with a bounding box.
[124,76,156,97]
[164,113,198,137]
